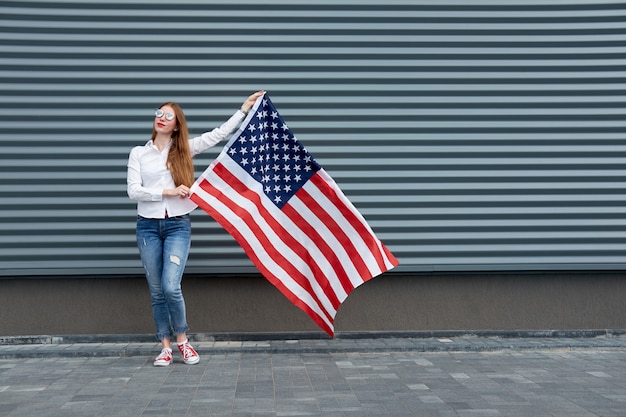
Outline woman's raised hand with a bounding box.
[240,90,266,114]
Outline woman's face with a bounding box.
[154,105,177,136]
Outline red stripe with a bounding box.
[294,183,372,281]
[210,164,342,311]
[190,177,334,336]
[194,163,338,318]
[281,202,355,296]
[310,173,399,272]
[383,244,400,268]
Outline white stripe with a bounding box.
[192,183,334,330]
[197,158,339,317]
[288,192,365,288]
[218,158,350,303]
[315,170,398,271]
[195,153,348,307]
[299,175,383,282]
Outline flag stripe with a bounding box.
[190,177,335,335]
[310,171,400,273]
[280,202,355,298]
[293,185,373,282]
[195,178,335,326]
[286,187,366,291]
[209,162,342,312]
[302,173,397,277]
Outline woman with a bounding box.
[127,90,265,366]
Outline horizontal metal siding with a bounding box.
[0,0,625,276]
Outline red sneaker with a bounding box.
[177,340,200,365]
[153,348,172,367]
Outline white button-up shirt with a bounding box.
[127,110,245,218]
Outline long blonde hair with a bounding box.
[151,102,194,187]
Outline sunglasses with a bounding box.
[154,109,175,121]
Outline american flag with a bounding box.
[190,93,398,336]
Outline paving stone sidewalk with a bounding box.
[0,334,625,417]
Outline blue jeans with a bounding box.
[136,214,191,341]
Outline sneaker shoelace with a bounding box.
[156,349,172,361]
[179,342,196,360]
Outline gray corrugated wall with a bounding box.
[1,0,625,277]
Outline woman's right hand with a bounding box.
[164,185,190,198]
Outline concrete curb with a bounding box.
[1,331,625,359]
[2,329,625,346]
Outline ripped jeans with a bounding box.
[136,214,191,341]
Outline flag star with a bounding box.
[249,135,257,143]
[273,174,281,182]
[304,155,312,163]
[272,143,280,151]
[229,147,237,156]
[281,123,289,131]
[262,175,270,183]
[271,122,278,130]
[294,174,302,182]
[282,143,290,151]
[284,184,292,193]
[272,154,280,162]
[284,175,291,182]
[274,185,281,193]
[239,147,248,155]
[264,185,271,193]
[248,124,256,132]
[304,165,312,172]
[283,154,290,161]
[250,146,258,155]
[283,164,292,172]
[250,167,258,175]
[282,134,290,140]
[240,158,249,166]
[272,132,279,140]
[293,164,301,172]
[273,195,282,204]
[271,111,278,119]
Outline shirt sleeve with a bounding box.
[188,110,246,157]
[126,147,163,202]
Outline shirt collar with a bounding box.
[146,139,172,151]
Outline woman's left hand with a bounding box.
[240,90,266,113]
